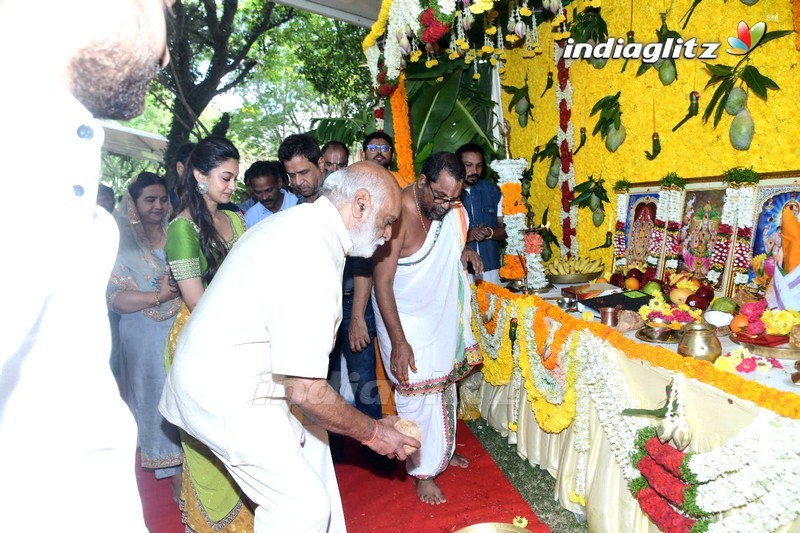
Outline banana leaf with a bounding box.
[409,71,461,152]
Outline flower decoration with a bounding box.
[554,34,578,258]
[512,516,528,528]
[419,8,451,44]
[638,294,702,329]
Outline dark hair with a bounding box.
[362,131,394,152]
[244,160,286,186]
[129,171,168,201]
[277,134,321,165]
[176,143,197,166]
[455,143,485,161]
[98,183,114,197]
[321,140,350,159]
[173,136,240,285]
[421,152,465,184]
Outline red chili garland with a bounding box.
[637,487,697,533]
[555,38,575,257]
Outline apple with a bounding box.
[685,294,710,311]
[694,285,715,301]
[642,281,664,297]
[609,272,626,288]
[627,268,644,283]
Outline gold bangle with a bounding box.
[487,227,494,240]
[154,292,160,307]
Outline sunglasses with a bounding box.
[366,144,392,153]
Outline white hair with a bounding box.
[322,165,387,212]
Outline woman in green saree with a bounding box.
[164,136,253,531]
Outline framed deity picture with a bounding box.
[621,186,663,273]
[676,183,730,292]
[749,177,800,291]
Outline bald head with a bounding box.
[322,161,401,257]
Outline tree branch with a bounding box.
[217,59,257,94]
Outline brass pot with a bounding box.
[677,322,722,362]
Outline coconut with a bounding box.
[605,123,626,152]
[394,418,421,455]
[730,109,754,150]
[658,61,676,86]
[725,87,748,115]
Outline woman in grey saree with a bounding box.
[107,172,183,496]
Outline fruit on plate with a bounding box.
[642,280,664,297]
[625,277,640,290]
[694,285,715,301]
[626,267,644,283]
[669,287,693,306]
[609,272,625,288]
[685,293,710,311]
[729,313,749,334]
[710,297,738,314]
[545,257,604,276]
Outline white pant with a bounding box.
[217,424,346,533]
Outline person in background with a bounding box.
[278,133,326,204]
[373,152,483,505]
[108,172,183,503]
[97,183,116,214]
[0,0,170,530]
[175,141,241,214]
[165,135,254,531]
[363,131,414,188]
[321,140,350,175]
[160,161,417,532]
[243,160,298,228]
[457,143,506,284]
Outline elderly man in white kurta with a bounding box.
[160,162,418,533]
[373,152,483,505]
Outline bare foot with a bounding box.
[450,453,469,468]
[415,478,447,505]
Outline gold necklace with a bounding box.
[413,184,428,235]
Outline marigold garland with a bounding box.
[472,284,800,420]
[500,249,525,279]
[501,183,526,214]
[362,0,393,51]
[389,73,416,186]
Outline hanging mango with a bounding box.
[573,127,587,155]
[502,77,534,127]
[645,132,661,160]
[672,91,700,132]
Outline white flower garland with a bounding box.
[525,251,548,289]
[437,0,456,15]
[571,330,599,503]
[384,0,422,81]
[472,291,511,360]
[492,158,528,257]
[732,185,756,288]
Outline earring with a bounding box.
[196,182,208,195]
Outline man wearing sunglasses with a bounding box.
[373,152,483,505]
[363,132,394,169]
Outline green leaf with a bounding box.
[636,62,652,77]
[703,62,734,78]
[740,65,778,100]
[411,72,461,150]
[701,79,731,124]
[755,29,793,50]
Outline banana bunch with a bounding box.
[546,257,604,275]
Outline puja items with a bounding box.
[677,322,722,362]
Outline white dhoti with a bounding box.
[373,207,481,478]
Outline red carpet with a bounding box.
[137,421,548,532]
[334,420,549,533]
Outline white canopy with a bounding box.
[101,121,167,163]
[275,0,381,28]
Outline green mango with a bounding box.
[518,112,528,127]
[730,109,754,150]
[589,193,601,211]
[658,61,676,86]
[740,0,758,4]
[515,96,530,115]
[653,58,665,70]
[592,207,605,227]
[725,87,748,115]
[591,56,607,69]
[605,123,626,152]
[546,171,559,188]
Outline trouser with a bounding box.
[216,424,346,533]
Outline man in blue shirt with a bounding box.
[457,143,506,284]
[243,161,298,228]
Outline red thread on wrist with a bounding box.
[361,419,379,446]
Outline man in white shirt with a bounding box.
[161,161,419,532]
[244,160,298,228]
[0,0,172,530]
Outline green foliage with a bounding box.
[723,166,760,185]
[661,172,686,189]
[590,91,622,139]
[613,179,632,193]
[570,176,610,212]
[569,6,608,45]
[636,14,681,79]
[101,153,164,197]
